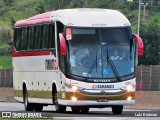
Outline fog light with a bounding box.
[71,96,77,102]
[127,96,132,101]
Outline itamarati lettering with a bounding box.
[97,85,114,88]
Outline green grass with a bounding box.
[0,56,12,69]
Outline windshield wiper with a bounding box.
[106,48,121,82]
[84,60,96,81]
[85,51,97,81]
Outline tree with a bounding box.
[138,23,160,65]
[2,0,14,6]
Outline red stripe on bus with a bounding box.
[12,48,50,57]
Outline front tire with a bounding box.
[81,107,89,113]
[53,88,66,113]
[71,106,89,113]
[33,104,43,111]
[71,106,81,113]
[112,105,123,115]
[23,87,33,111]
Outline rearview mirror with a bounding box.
[133,34,144,56]
[59,33,66,56]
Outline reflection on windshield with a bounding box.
[69,45,101,78]
[67,28,135,80]
[102,46,134,78]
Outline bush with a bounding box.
[0,44,11,56]
[139,23,160,65]
[0,26,12,43]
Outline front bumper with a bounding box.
[58,99,135,106]
[58,91,135,106]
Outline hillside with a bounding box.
[1,0,160,31]
[0,0,160,68]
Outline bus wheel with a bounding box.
[81,107,89,113]
[112,105,123,115]
[33,104,43,111]
[23,88,33,111]
[53,89,66,113]
[71,106,81,113]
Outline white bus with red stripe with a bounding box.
[13,9,143,114]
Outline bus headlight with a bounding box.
[125,84,135,92]
[64,82,85,92]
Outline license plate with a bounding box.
[97,98,108,102]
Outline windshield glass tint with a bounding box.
[67,27,135,80]
[101,28,131,44]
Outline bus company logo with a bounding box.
[92,85,114,89]
[2,112,11,118]
[100,90,106,95]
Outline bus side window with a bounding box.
[42,24,49,49]
[49,24,55,49]
[27,27,32,50]
[14,28,22,51]
[24,27,28,51]
[27,26,34,51]
[38,25,44,49]
[31,27,34,50]
[32,26,36,50]
[14,28,18,50]
[47,24,51,48]
[33,26,39,50]
[21,28,27,51]
[37,25,41,50]
[57,22,65,74]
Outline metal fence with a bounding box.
[0,70,13,87]
[136,65,160,91]
[0,66,160,90]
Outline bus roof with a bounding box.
[52,9,131,27]
[15,9,131,27]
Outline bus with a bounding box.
[12,9,143,114]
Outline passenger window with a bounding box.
[27,27,34,50]
[42,25,49,49]
[49,24,55,48]
[14,28,22,51]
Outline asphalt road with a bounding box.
[0,102,160,119]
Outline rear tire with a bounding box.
[112,105,123,115]
[53,87,66,113]
[23,87,33,111]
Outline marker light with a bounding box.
[71,86,78,91]
[66,28,72,40]
[127,96,132,101]
[71,96,77,102]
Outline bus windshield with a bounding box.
[67,27,135,81]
